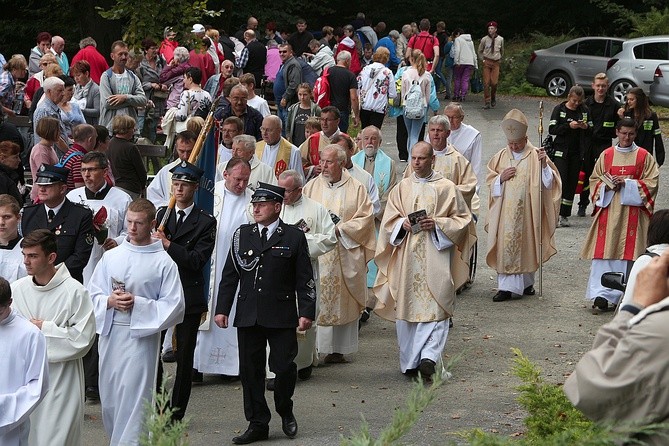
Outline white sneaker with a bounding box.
[558,216,570,227]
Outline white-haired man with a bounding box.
[303,145,375,363]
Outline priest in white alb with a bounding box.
[486,109,561,302]
[0,195,27,282]
[303,145,375,363]
[374,142,472,379]
[217,134,275,191]
[11,229,96,446]
[66,151,131,285]
[580,117,659,311]
[146,130,196,207]
[88,199,184,445]
[444,102,483,187]
[0,277,49,446]
[194,158,253,379]
[277,169,337,379]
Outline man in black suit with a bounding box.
[21,164,94,283]
[215,182,316,444]
[154,160,216,421]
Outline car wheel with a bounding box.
[545,72,571,97]
[610,79,636,104]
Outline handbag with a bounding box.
[470,69,483,94]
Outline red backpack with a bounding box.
[313,67,331,108]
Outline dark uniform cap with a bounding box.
[251,182,285,203]
[169,160,204,183]
[35,164,69,185]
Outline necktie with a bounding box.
[176,210,186,231]
[47,209,55,224]
[261,227,268,246]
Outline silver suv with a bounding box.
[606,35,669,104]
[525,37,625,97]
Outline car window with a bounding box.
[573,40,607,57]
[609,40,624,57]
[632,42,669,60]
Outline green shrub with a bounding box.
[140,376,189,446]
[498,33,576,97]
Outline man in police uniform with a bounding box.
[21,164,94,284]
[215,182,316,444]
[154,160,217,421]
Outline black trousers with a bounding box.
[395,117,425,161]
[579,140,611,207]
[553,150,582,217]
[157,312,202,420]
[237,325,298,431]
[83,334,99,389]
[360,109,385,129]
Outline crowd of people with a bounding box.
[0,12,667,446]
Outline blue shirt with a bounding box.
[374,37,401,67]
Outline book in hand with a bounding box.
[408,209,427,234]
[329,211,341,225]
[112,277,126,293]
[294,218,310,233]
[600,172,617,190]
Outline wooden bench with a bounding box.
[137,143,168,185]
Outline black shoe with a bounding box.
[220,374,240,382]
[419,358,436,378]
[298,365,313,381]
[403,368,419,378]
[360,307,372,323]
[449,318,454,329]
[523,286,536,296]
[592,296,613,312]
[493,290,512,302]
[281,413,298,438]
[162,350,177,363]
[577,205,586,217]
[85,386,99,402]
[232,428,269,444]
[191,369,203,383]
[491,98,496,108]
[265,378,275,391]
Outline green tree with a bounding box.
[96,0,223,50]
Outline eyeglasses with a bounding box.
[260,127,278,133]
[80,167,104,173]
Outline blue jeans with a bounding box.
[277,105,288,137]
[403,112,425,156]
[433,59,448,92]
[339,110,350,133]
[443,66,454,98]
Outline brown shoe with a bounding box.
[323,353,347,364]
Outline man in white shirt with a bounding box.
[147,130,196,207]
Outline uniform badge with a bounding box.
[54,225,62,236]
[86,233,94,245]
[307,279,315,289]
[247,250,254,256]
